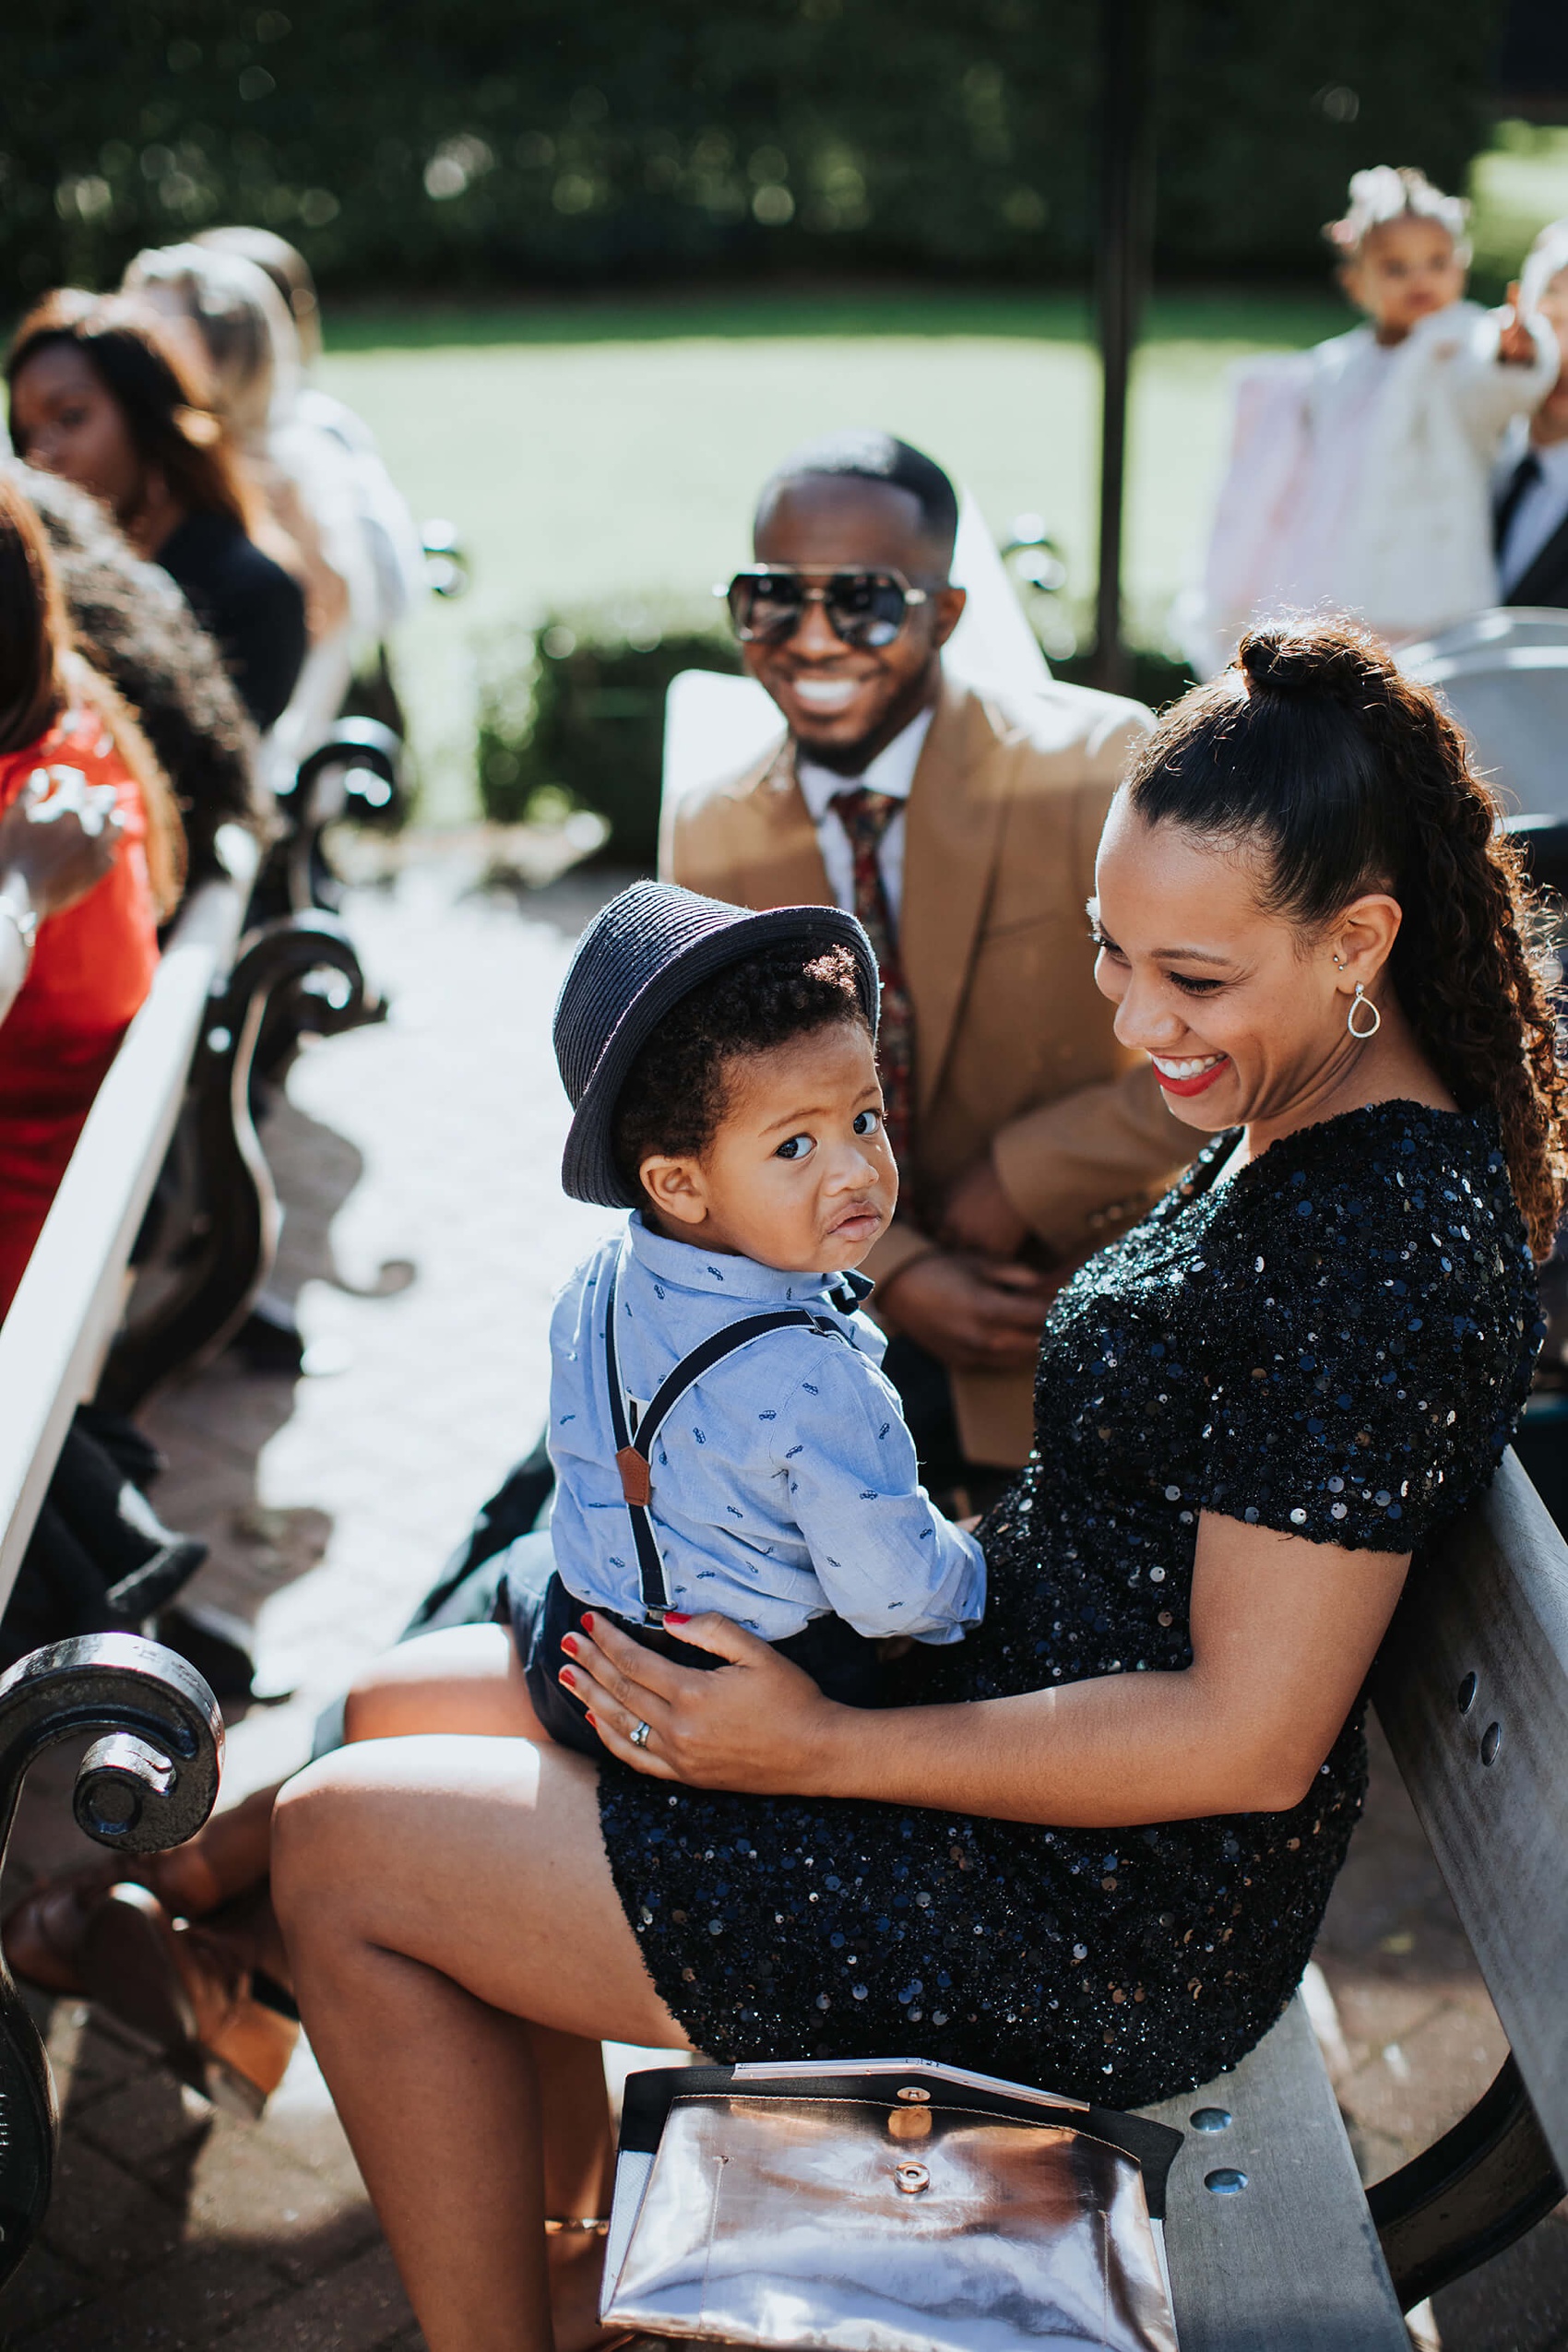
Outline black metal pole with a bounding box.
[1090,0,1154,695]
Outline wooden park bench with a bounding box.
[0,822,378,2285]
[659,580,1568,2341]
[1139,1450,1567,2345]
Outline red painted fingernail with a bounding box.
[580,1613,595,1632]
[664,1611,691,1625]
[558,1669,576,1689]
[560,1634,579,1657]
[585,1712,597,1727]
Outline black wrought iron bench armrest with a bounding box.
[0,1633,220,2281]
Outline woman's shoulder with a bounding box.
[1237,1099,1518,1226]
[1210,1100,1530,1304]
[1194,1103,1540,1548]
[163,513,303,614]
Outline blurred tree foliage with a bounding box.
[6,0,1503,301]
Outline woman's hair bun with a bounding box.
[1237,622,1382,702]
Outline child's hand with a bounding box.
[1497,282,1538,367]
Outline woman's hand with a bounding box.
[558,1612,843,1793]
[0,770,123,919]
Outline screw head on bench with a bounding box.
[1205,2168,1249,2194]
[1190,2108,1231,2132]
[1481,1720,1503,1765]
[1456,1670,1478,1715]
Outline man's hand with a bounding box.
[941,1152,1031,1258]
[877,1249,1056,1371]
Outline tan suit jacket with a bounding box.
[663,671,1189,1467]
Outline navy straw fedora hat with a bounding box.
[555,882,880,1208]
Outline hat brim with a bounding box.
[561,903,880,1208]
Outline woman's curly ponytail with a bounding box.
[1127,619,1568,1258]
[1351,673,1568,1256]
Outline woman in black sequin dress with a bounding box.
[275,621,1566,2352]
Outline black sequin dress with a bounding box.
[597,1103,1541,2106]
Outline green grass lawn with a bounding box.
[313,119,1568,822]
[321,283,1350,821]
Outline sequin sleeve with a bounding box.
[1194,1150,1538,1552]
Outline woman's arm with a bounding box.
[562,1512,1410,1827]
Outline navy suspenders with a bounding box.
[603,1255,850,1620]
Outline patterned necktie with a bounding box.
[830,787,914,1165]
[1495,448,1542,557]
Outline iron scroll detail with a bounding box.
[0,1633,221,2286]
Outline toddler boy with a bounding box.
[524,880,984,1758]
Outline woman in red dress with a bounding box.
[0,474,184,1314]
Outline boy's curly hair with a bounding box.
[612,941,868,1200]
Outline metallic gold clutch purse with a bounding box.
[602,2059,1182,2352]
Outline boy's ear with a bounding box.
[639,1153,708,1229]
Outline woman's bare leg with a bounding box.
[148,1626,543,1923]
[272,1730,683,2352]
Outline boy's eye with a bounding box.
[852,1109,881,1137]
[776,1133,814,1161]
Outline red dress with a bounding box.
[0,706,160,1316]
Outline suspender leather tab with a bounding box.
[616,1446,652,1508]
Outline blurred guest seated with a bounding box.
[123,244,370,773]
[6,294,307,733]
[0,475,184,1313]
[1496,220,1568,609]
[7,459,267,883]
[195,225,426,640]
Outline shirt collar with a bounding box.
[796,701,935,824]
[626,1212,873,1313]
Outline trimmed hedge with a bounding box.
[7,0,1502,300]
[476,617,740,865]
[474,612,1195,870]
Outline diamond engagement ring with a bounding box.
[630,1719,651,1749]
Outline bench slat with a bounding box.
[1372,1446,1568,2178]
[0,841,254,1610]
[1144,1996,1408,2350]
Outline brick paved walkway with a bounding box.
[0,849,1562,2349]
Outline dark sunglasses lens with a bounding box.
[728,573,803,639]
[828,574,909,648]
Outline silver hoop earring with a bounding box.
[1348,983,1381,1039]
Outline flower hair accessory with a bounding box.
[1324,165,1470,261]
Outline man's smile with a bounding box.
[788,676,865,713]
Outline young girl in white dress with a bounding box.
[1185,166,1559,674]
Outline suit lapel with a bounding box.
[1507,506,1568,610]
[732,737,837,908]
[900,679,1011,1117]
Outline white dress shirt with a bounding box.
[1496,430,1568,597]
[796,704,934,930]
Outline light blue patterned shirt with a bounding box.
[546,1214,985,1643]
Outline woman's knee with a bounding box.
[343,1624,523,1744]
[271,1755,366,1936]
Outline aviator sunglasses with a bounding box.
[719,565,929,650]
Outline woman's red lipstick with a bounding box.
[1150,1053,1231,1098]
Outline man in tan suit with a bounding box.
[667,431,1186,1494]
